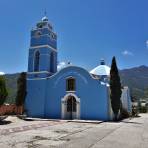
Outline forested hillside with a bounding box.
[4,65,148,104]
[120,65,148,100]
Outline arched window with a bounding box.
[50,52,54,72]
[66,77,75,91]
[34,51,40,72]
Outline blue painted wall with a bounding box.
[25,78,46,117]
[25,66,110,121]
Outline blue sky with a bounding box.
[0,0,148,74]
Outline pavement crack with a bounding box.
[88,125,123,148]
[58,126,93,140]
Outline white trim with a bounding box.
[27,71,50,74]
[66,91,76,93]
[32,27,50,31]
[30,45,57,52]
[29,53,51,57]
[62,93,80,103]
[61,93,80,119]
[40,54,51,56]
[27,77,47,80]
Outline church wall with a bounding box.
[25,78,47,117]
[44,66,110,121]
[78,81,109,121]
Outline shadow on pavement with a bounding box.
[23,118,35,121]
[121,121,142,125]
[134,115,141,118]
[0,120,12,125]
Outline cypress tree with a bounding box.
[110,56,122,121]
[0,75,8,105]
[16,72,27,106]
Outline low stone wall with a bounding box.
[0,105,23,115]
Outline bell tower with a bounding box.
[27,16,57,79]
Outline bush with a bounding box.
[132,105,139,117]
[0,76,8,105]
[15,72,26,106]
[120,108,130,119]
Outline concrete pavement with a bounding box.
[0,114,148,148]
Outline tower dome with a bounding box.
[42,16,48,22]
[36,15,53,30]
[90,59,110,76]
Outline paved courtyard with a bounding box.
[0,114,148,148]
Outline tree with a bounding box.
[16,72,27,106]
[110,56,122,121]
[0,75,8,105]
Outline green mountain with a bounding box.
[120,65,148,100]
[3,65,148,104]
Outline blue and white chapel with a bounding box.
[25,16,131,121]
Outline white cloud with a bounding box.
[146,40,148,48]
[0,72,5,75]
[57,62,67,71]
[122,50,134,56]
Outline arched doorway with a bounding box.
[61,93,80,119]
[67,96,76,119]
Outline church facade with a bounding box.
[25,16,131,121]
